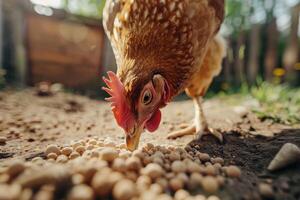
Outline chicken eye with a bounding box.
[142,90,153,105]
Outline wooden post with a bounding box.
[223,38,233,84]
[233,31,246,85]
[2,0,28,87]
[0,0,3,69]
[264,18,278,82]
[247,24,261,84]
[283,3,300,82]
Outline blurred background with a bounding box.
[0,0,299,96]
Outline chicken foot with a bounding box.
[167,97,223,142]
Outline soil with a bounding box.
[0,89,299,200]
[189,130,300,200]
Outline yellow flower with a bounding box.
[294,63,300,70]
[273,68,285,77]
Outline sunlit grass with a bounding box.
[250,82,300,125]
[215,81,300,125]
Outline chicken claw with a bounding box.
[167,125,223,143]
[167,125,196,139]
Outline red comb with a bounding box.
[102,71,133,131]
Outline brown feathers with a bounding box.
[103,0,225,99]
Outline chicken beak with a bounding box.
[126,125,143,151]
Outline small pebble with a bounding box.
[258,183,274,198]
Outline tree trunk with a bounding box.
[223,38,232,85]
[0,0,3,68]
[264,18,278,82]
[247,24,261,84]
[283,3,300,82]
[233,31,246,85]
[3,0,27,86]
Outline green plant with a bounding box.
[250,82,300,124]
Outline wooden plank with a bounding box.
[30,62,99,87]
[26,13,104,87]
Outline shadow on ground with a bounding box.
[187,129,300,200]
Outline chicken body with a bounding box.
[103,0,226,149]
[167,35,226,140]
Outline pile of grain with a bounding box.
[0,138,242,200]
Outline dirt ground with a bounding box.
[0,89,299,200]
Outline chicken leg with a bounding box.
[167,96,223,142]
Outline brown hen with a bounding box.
[103,0,226,150]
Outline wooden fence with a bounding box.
[219,4,300,88]
[3,0,106,89]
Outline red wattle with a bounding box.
[145,110,161,132]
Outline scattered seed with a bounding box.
[68,184,94,200]
[113,179,137,200]
[7,160,26,178]
[0,184,21,200]
[171,161,186,173]
[57,155,68,163]
[61,147,73,156]
[126,157,142,171]
[199,153,210,162]
[75,146,86,155]
[47,153,58,160]
[0,136,7,144]
[201,176,219,193]
[45,145,60,156]
[142,163,164,179]
[225,166,241,178]
[69,152,80,160]
[169,178,184,191]
[100,148,118,162]
[174,189,189,200]
[207,195,221,200]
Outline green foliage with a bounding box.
[224,0,294,36]
[62,0,105,18]
[210,80,300,125]
[250,82,300,124]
